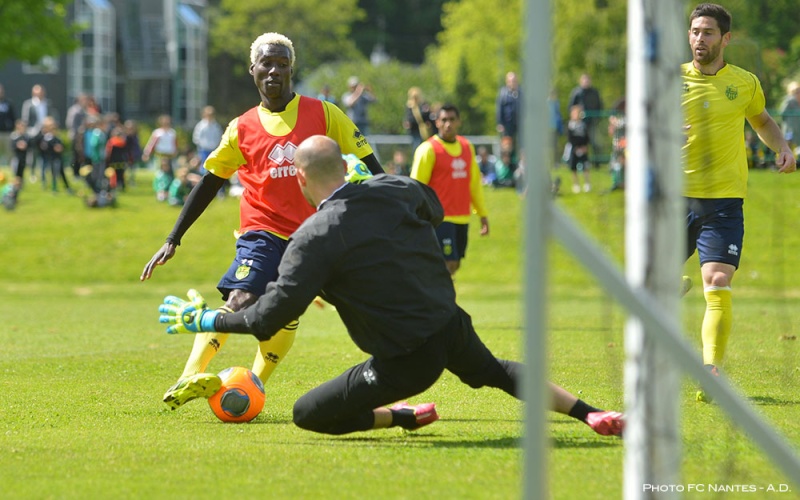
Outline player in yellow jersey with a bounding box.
[682,4,796,401]
[410,104,489,276]
[140,32,384,410]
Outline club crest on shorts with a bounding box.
[235,264,251,280]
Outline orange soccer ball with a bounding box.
[208,367,265,423]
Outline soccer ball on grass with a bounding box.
[208,367,265,423]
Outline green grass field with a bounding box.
[0,166,798,499]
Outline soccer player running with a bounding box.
[682,3,796,401]
[158,135,625,436]
[140,33,384,410]
[410,104,489,276]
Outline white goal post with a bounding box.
[521,1,800,499]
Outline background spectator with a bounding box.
[10,119,29,186]
[566,104,591,193]
[0,84,16,132]
[779,81,800,154]
[607,97,626,192]
[316,84,337,105]
[476,145,497,185]
[403,86,434,152]
[342,76,376,135]
[123,119,142,187]
[21,84,59,178]
[37,116,71,193]
[568,73,604,169]
[192,105,223,173]
[65,93,89,177]
[495,71,522,165]
[548,89,564,168]
[142,114,178,172]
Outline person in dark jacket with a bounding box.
[158,135,625,437]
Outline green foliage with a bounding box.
[0,168,799,497]
[428,0,800,126]
[301,60,447,136]
[452,56,487,135]
[0,0,81,64]
[430,0,522,135]
[352,0,448,64]
[210,0,364,81]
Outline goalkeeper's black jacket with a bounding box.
[217,174,458,359]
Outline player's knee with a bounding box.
[226,289,258,311]
[446,261,460,275]
[292,398,324,432]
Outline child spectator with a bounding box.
[476,145,497,185]
[9,119,29,187]
[492,147,516,188]
[123,119,142,186]
[1,172,20,210]
[153,157,174,202]
[37,117,71,193]
[83,114,107,170]
[567,104,591,193]
[168,162,202,207]
[388,149,410,176]
[142,114,178,172]
[105,126,129,191]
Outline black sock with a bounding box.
[568,399,601,423]
[390,408,418,430]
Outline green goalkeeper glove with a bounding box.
[159,289,220,334]
[343,154,373,184]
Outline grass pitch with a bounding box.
[0,166,798,499]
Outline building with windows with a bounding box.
[0,0,207,128]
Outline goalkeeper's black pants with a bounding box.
[292,306,520,435]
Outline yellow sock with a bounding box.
[701,287,732,366]
[180,332,230,378]
[251,320,298,384]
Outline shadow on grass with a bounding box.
[319,435,520,449]
[749,395,800,406]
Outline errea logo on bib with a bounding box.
[268,142,298,165]
[268,142,299,178]
[451,158,468,179]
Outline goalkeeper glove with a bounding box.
[343,154,373,184]
[159,289,223,334]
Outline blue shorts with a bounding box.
[685,198,744,269]
[217,231,289,300]
[435,222,469,262]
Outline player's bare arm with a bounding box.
[747,110,797,173]
[140,174,226,281]
[140,242,178,281]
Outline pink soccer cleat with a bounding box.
[390,401,440,430]
[586,411,625,437]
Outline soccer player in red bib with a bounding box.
[140,32,384,410]
[410,104,489,277]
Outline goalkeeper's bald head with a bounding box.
[295,136,347,206]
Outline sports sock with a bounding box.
[701,286,732,366]
[567,399,601,423]
[390,408,418,430]
[180,332,230,378]
[251,320,298,383]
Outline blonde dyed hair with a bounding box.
[250,32,295,66]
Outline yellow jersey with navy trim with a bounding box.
[409,135,487,224]
[206,94,373,181]
[682,62,765,199]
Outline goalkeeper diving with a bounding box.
[158,134,625,437]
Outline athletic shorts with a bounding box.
[217,230,289,300]
[685,197,744,269]
[291,306,518,435]
[434,222,469,262]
